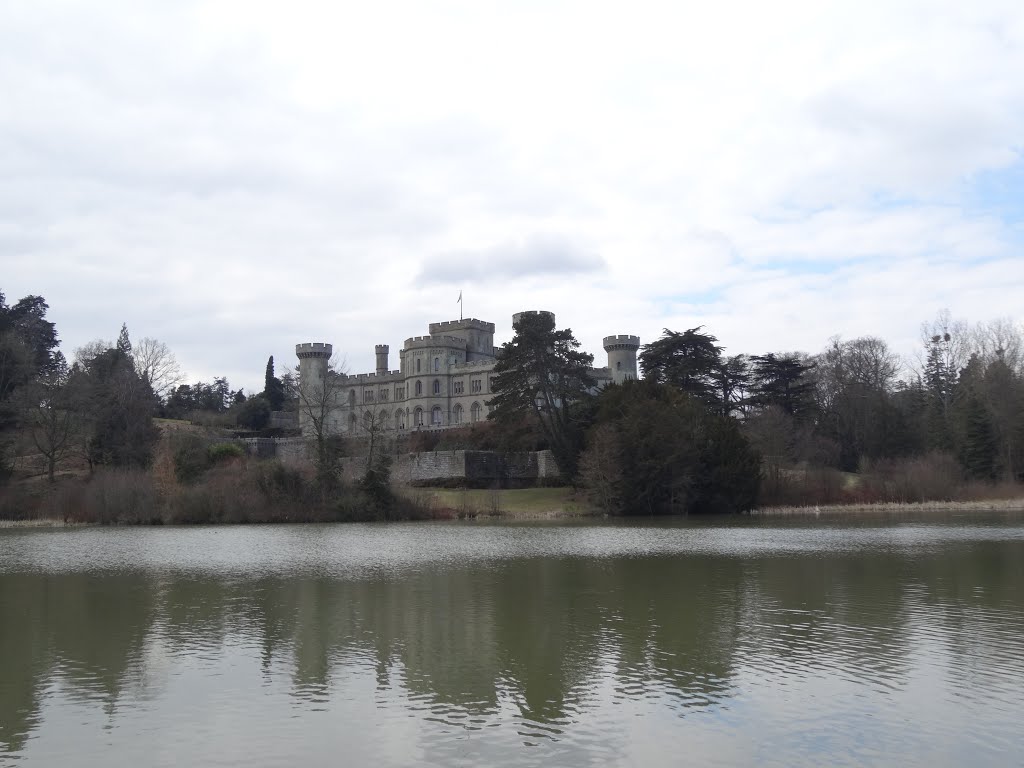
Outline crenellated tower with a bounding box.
[512,310,555,328]
[603,335,640,384]
[375,344,389,375]
[295,342,333,398]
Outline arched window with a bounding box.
[416,358,421,373]
[348,390,356,407]
[414,407,424,426]
[431,406,442,425]
[432,379,440,395]
[415,380,422,396]
[363,412,373,430]
[379,410,389,429]
[396,409,406,429]
[452,404,463,424]
[434,357,440,372]
[616,361,622,370]
[349,413,357,430]
[471,402,481,423]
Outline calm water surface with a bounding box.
[2,515,1023,767]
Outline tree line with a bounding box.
[487,310,1024,514]
[0,289,297,482]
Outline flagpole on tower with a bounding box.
[458,290,463,321]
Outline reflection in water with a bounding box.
[2,520,1024,766]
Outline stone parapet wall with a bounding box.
[268,411,298,430]
[224,437,561,486]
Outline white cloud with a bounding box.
[1,0,1022,389]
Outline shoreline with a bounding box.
[750,498,1024,516]
[4,497,1024,527]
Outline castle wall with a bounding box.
[298,312,637,438]
[338,449,561,485]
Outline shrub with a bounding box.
[172,433,212,484]
[208,442,245,464]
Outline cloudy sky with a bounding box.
[3,0,1022,392]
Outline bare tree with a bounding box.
[970,317,1024,375]
[132,337,184,400]
[23,353,83,482]
[291,354,346,493]
[578,423,624,514]
[73,338,114,367]
[911,309,970,380]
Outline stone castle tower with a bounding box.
[603,335,640,384]
[295,312,638,437]
[295,342,332,395]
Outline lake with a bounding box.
[2,514,1023,766]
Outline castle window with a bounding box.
[471,402,482,423]
[415,380,422,396]
[453,379,464,395]
[434,357,440,372]
[380,389,389,401]
[396,409,406,429]
[396,386,404,400]
[364,389,374,403]
[348,390,356,407]
[380,410,389,429]
[616,361,622,370]
[363,412,373,429]
[471,378,482,393]
[414,407,424,426]
[432,379,440,395]
[431,406,442,425]
[416,359,421,373]
[452,404,463,424]
[349,413,357,430]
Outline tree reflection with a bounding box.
[2,533,1023,756]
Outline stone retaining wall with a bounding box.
[228,437,561,485]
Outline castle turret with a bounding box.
[295,342,333,398]
[375,344,389,375]
[512,310,555,328]
[603,335,640,384]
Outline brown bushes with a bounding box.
[758,452,1024,508]
[0,456,453,524]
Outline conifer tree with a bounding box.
[489,312,595,478]
[263,355,285,411]
[116,323,132,357]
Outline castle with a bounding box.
[296,311,639,436]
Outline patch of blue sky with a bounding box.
[963,158,1024,228]
[650,288,727,311]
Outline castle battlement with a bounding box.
[296,342,333,359]
[603,334,641,349]
[428,318,496,334]
[512,310,555,326]
[403,334,467,348]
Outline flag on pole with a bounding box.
[457,291,462,304]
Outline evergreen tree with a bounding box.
[749,353,817,418]
[580,380,759,514]
[116,323,132,356]
[962,394,998,480]
[489,312,595,478]
[924,334,955,450]
[75,346,159,469]
[263,355,285,411]
[639,327,724,410]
